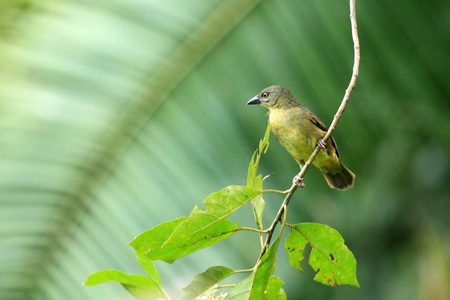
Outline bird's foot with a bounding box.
[317,139,327,151]
[292,174,305,188]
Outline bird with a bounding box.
[247,85,355,190]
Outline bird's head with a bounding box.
[246,85,296,109]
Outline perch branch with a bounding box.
[259,0,360,259]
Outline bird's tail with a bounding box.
[322,162,355,190]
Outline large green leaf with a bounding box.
[180,266,234,300]
[84,270,167,299]
[225,275,252,300]
[285,223,359,287]
[264,276,287,300]
[250,236,280,299]
[131,186,259,263]
[131,217,188,263]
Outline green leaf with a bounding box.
[226,232,281,300]
[162,185,259,245]
[264,276,287,300]
[285,223,359,287]
[180,266,234,300]
[247,123,270,188]
[225,275,252,300]
[247,150,258,188]
[250,237,280,299]
[131,186,260,264]
[251,175,265,230]
[84,270,168,299]
[131,217,188,263]
[135,212,237,263]
[247,124,270,229]
[201,185,260,218]
[135,251,163,288]
[260,123,271,152]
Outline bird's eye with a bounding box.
[262,92,269,98]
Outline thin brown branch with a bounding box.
[259,0,360,259]
[259,186,297,259]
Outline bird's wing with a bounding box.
[307,110,340,157]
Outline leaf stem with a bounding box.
[214,284,236,291]
[237,226,266,233]
[233,268,255,274]
[261,189,290,195]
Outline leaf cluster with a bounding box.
[84,125,358,299]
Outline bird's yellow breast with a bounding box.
[268,105,340,173]
[269,107,319,164]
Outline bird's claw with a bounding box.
[293,174,305,188]
[318,139,327,151]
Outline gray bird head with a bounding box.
[247,85,296,109]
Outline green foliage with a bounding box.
[248,123,271,230]
[180,266,233,300]
[130,217,188,263]
[250,237,281,299]
[225,275,253,299]
[131,186,260,264]
[84,270,167,299]
[85,251,168,299]
[285,223,359,287]
[264,277,287,299]
[85,126,358,299]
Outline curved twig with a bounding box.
[259,0,360,259]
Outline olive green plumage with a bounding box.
[247,85,355,190]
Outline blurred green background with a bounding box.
[1,0,449,299]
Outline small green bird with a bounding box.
[247,85,355,190]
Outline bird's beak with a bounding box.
[246,95,261,105]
